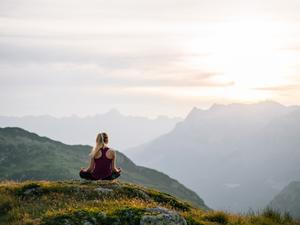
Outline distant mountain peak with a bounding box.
[209,103,226,111]
[191,106,199,112]
[185,107,203,121]
[105,108,121,116]
[183,101,288,123]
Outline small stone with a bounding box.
[94,187,113,193]
[23,188,38,195]
[140,207,187,225]
[91,217,97,223]
[108,184,120,189]
[83,221,93,225]
[63,219,71,225]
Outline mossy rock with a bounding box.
[42,207,186,225]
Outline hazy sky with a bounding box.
[1,0,300,118]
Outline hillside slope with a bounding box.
[0,127,206,209]
[0,180,299,225]
[268,181,300,219]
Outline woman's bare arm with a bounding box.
[85,157,95,172]
[111,151,121,173]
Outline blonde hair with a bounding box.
[102,132,108,144]
[89,133,105,158]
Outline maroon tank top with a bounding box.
[91,147,112,180]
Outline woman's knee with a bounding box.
[79,170,86,178]
[111,171,121,180]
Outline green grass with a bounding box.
[0,180,299,225]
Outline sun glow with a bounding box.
[181,19,298,101]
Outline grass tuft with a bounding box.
[202,211,229,224]
[0,194,13,215]
[146,188,191,211]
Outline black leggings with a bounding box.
[79,170,121,181]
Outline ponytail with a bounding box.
[89,133,105,158]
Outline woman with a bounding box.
[79,132,121,180]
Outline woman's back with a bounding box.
[79,132,121,181]
[92,147,112,179]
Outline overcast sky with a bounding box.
[1,0,300,118]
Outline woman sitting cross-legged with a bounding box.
[79,132,121,180]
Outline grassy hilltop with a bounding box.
[0,180,299,225]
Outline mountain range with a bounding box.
[2,101,299,213]
[0,109,181,150]
[127,101,300,212]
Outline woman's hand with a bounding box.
[80,167,87,172]
[113,167,122,173]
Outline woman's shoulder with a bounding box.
[107,147,116,153]
[107,147,117,157]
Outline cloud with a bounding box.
[2,0,300,22]
[278,46,300,51]
[0,31,224,89]
[1,0,300,117]
[254,84,300,92]
[0,61,232,89]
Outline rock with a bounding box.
[63,218,71,225]
[94,187,113,193]
[140,207,187,225]
[23,188,35,195]
[83,221,93,225]
[107,184,120,189]
[91,217,97,223]
[23,187,41,195]
[80,180,96,185]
